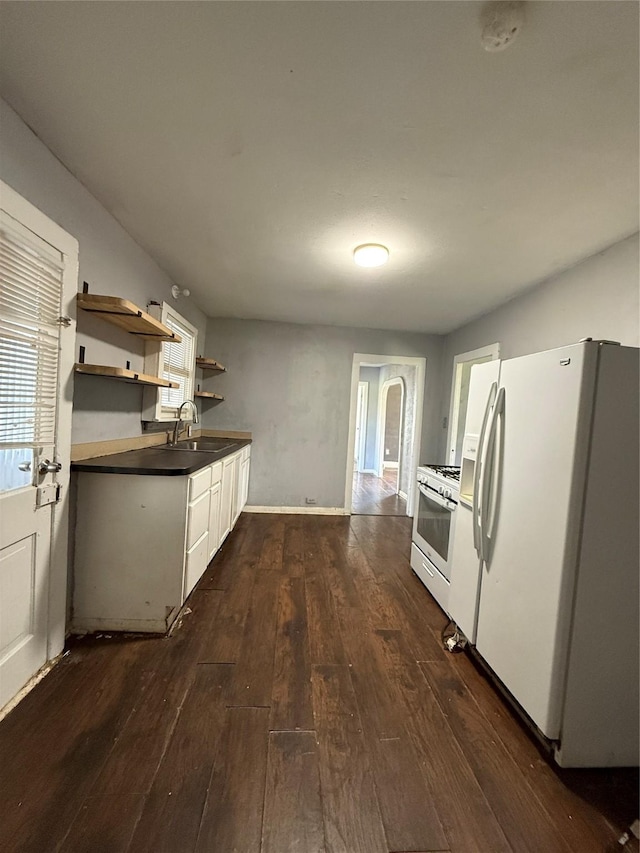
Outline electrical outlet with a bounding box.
[305,497,316,505]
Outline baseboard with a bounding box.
[244,505,349,516]
[358,468,378,475]
[398,490,408,500]
[383,462,399,469]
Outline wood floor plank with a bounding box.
[304,571,347,666]
[59,794,145,853]
[229,568,281,706]
[195,707,270,853]
[315,533,449,852]
[258,515,286,572]
[197,542,262,663]
[0,637,151,852]
[126,663,233,853]
[270,577,314,731]
[282,514,305,578]
[372,629,513,853]
[422,660,575,853]
[368,735,449,853]
[311,664,388,853]
[449,651,628,851]
[261,731,325,853]
[352,469,407,516]
[89,591,224,797]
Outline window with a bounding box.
[142,303,197,422]
[0,212,64,491]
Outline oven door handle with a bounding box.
[418,483,456,511]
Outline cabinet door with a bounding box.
[219,455,234,544]
[240,457,250,510]
[184,531,208,600]
[232,453,243,524]
[187,488,210,550]
[208,481,221,561]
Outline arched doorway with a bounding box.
[377,377,405,492]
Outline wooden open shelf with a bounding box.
[194,391,225,401]
[77,294,182,342]
[74,364,180,389]
[196,357,226,372]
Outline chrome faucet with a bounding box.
[172,400,199,444]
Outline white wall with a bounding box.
[0,98,208,444]
[439,234,639,458]
[358,366,380,471]
[202,318,443,509]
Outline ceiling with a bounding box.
[0,1,638,334]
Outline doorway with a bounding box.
[346,354,425,517]
[446,343,500,465]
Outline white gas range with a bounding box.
[411,464,460,614]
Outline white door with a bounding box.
[475,344,593,739]
[0,182,78,711]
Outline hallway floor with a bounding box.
[0,513,637,853]
[352,467,407,515]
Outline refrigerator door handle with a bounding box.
[473,381,498,559]
[480,386,505,565]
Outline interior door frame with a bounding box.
[446,342,500,464]
[345,354,425,516]
[0,180,78,671]
[355,380,369,473]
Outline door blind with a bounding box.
[161,311,195,412]
[0,216,64,447]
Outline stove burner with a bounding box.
[422,464,461,482]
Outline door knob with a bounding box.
[18,461,31,472]
[39,459,62,475]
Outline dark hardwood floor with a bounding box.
[0,513,637,853]
[352,468,407,515]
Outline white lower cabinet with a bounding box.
[72,446,250,634]
[208,468,222,561]
[219,454,235,545]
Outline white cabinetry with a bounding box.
[72,446,250,634]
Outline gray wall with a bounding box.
[438,233,640,458]
[358,366,380,471]
[202,319,443,508]
[0,98,208,444]
[383,384,401,463]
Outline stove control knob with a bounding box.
[438,485,444,495]
[444,488,452,500]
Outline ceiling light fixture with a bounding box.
[353,243,389,268]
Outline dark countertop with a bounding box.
[71,438,252,476]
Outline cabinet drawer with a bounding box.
[209,461,222,485]
[189,466,212,501]
[410,543,450,616]
[184,530,208,599]
[187,489,210,549]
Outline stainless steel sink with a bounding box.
[165,439,238,453]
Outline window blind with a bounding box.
[161,310,195,413]
[0,219,63,447]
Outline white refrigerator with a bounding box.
[448,340,639,767]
